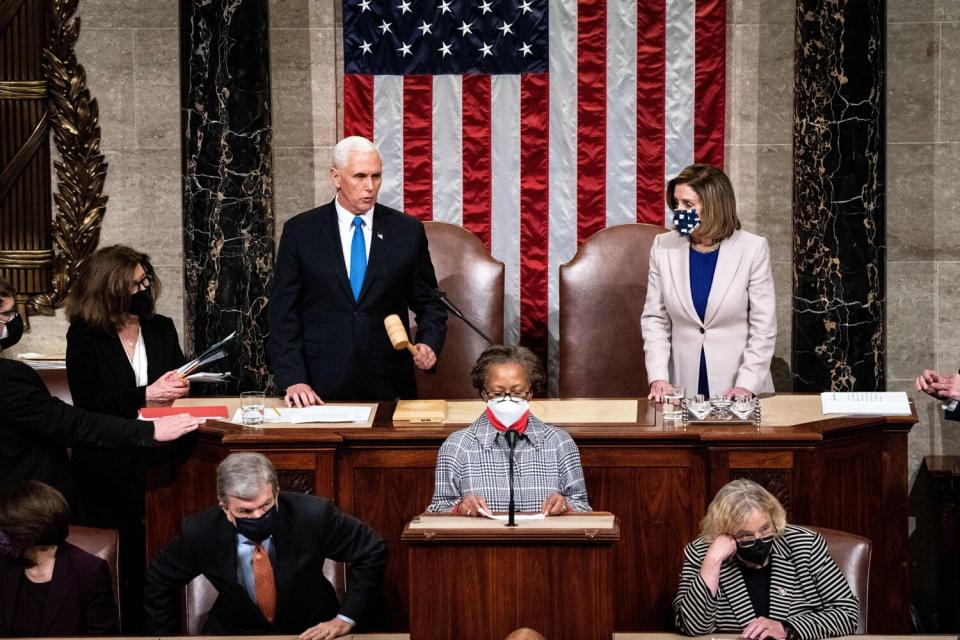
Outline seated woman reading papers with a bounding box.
[673,479,858,640]
[427,345,590,517]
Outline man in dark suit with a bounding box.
[144,452,386,638]
[0,279,202,515]
[269,136,447,406]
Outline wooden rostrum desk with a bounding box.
[145,396,916,634]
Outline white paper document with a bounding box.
[231,405,371,424]
[820,392,912,416]
[477,508,546,522]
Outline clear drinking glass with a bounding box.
[709,394,733,420]
[662,385,686,421]
[240,391,266,426]
[687,393,712,420]
[731,394,755,421]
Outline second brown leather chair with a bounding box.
[412,222,505,399]
[559,223,666,397]
[67,525,120,628]
[807,525,871,633]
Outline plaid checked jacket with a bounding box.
[427,412,591,513]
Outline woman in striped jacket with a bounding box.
[673,479,859,640]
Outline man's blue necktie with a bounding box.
[350,216,367,300]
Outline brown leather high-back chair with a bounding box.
[182,559,347,634]
[559,223,666,397]
[807,526,871,633]
[411,221,504,399]
[67,525,120,627]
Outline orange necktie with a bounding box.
[252,544,276,623]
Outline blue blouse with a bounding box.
[689,247,719,396]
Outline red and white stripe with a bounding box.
[343,0,725,389]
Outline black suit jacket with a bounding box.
[144,492,387,634]
[269,201,447,400]
[66,314,185,419]
[0,542,119,636]
[0,358,154,513]
[65,315,185,526]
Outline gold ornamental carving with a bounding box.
[26,0,109,316]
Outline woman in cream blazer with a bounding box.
[641,165,776,400]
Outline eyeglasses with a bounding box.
[132,273,154,292]
[481,391,531,404]
[0,310,17,325]
[735,528,778,548]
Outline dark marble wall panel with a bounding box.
[792,0,885,391]
[181,0,274,393]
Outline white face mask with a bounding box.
[486,398,529,428]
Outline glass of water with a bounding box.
[731,394,756,421]
[687,393,712,420]
[240,391,266,426]
[662,384,686,421]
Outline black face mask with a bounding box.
[128,288,153,317]
[736,536,775,566]
[234,506,280,544]
[0,313,24,350]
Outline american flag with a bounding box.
[343,0,725,386]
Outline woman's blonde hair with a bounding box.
[666,164,741,242]
[699,479,787,542]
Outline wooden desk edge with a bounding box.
[401,511,620,543]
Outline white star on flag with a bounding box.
[438,41,452,56]
[360,40,373,54]
[498,21,514,36]
[457,21,473,36]
[518,41,532,56]
[398,0,412,14]
[358,0,371,12]
[479,0,493,14]
[378,20,392,34]
[418,20,433,36]
[397,41,413,56]
[479,42,493,56]
[438,0,452,15]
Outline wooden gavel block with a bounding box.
[384,314,418,355]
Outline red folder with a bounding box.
[138,406,228,420]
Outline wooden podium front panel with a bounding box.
[408,543,614,640]
[580,447,706,631]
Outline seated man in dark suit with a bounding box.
[144,452,387,638]
[0,279,202,515]
[269,135,447,406]
[915,367,960,420]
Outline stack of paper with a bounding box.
[186,371,231,383]
[177,331,237,378]
[17,353,66,369]
[477,508,545,522]
[820,392,912,416]
[231,405,372,424]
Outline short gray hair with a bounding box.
[217,452,278,503]
[332,136,380,168]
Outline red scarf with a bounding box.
[484,407,530,435]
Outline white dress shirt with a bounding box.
[335,196,374,279]
[126,329,148,387]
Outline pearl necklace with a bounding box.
[691,239,721,254]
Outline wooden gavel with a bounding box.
[384,314,418,355]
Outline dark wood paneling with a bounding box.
[581,447,705,630]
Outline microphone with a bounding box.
[434,289,495,346]
[504,429,520,527]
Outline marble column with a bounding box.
[180,0,274,393]
[792,0,885,391]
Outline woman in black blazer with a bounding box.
[64,245,189,631]
[0,481,119,636]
